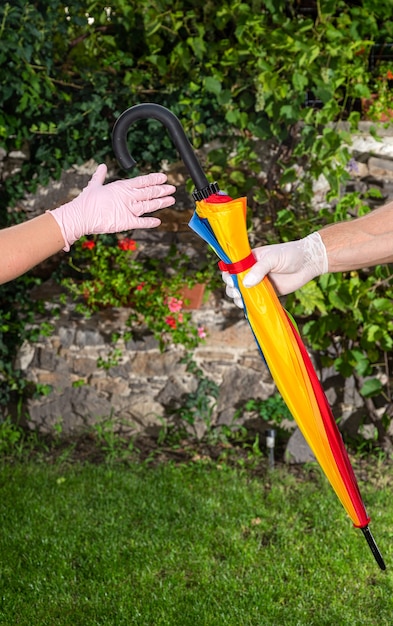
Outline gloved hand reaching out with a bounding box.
[222,232,328,307]
[49,164,176,250]
[0,164,177,285]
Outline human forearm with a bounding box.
[223,199,393,302]
[0,165,176,284]
[320,201,393,272]
[0,213,65,284]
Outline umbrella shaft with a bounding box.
[361,526,386,570]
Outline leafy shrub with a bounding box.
[2,0,393,445]
[61,235,214,350]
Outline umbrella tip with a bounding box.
[361,525,386,570]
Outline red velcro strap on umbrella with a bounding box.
[218,252,256,274]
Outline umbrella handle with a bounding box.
[112,102,219,199]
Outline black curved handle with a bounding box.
[112,103,218,199]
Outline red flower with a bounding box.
[82,240,96,250]
[165,315,177,329]
[136,282,145,291]
[118,238,137,251]
[387,70,393,81]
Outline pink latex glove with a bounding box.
[48,164,176,251]
[222,232,328,307]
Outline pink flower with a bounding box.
[177,313,184,323]
[198,326,206,339]
[165,316,177,329]
[82,240,95,250]
[118,238,137,251]
[166,297,183,313]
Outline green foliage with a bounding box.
[276,182,393,441]
[241,393,293,426]
[363,62,393,121]
[1,0,391,213]
[290,265,393,392]
[0,416,23,455]
[162,352,220,442]
[2,0,393,444]
[0,277,58,409]
[61,235,213,351]
[1,0,391,221]
[232,393,293,453]
[91,418,137,463]
[0,416,46,457]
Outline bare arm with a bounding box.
[0,214,65,284]
[223,199,393,300]
[0,165,176,286]
[320,201,393,272]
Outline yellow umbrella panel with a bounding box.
[191,194,385,570]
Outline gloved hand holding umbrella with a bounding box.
[222,231,329,298]
[112,103,386,571]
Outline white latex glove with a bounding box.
[222,273,244,309]
[222,232,328,307]
[48,164,176,251]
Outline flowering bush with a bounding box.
[61,235,213,350]
[363,63,393,121]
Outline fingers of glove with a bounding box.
[221,271,235,289]
[86,164,107,189]
[242,260,271,288]
[228,290,245,309]
[126,215,162,229]
[225,282,243,304]
[122,183,176,204]
[130,195,176,217]
[221,272,244,308]
[125,172,169,188]
[233,295,244,309]
[252,241,306,273]
[242,245,283,288]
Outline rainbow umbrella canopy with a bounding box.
[112,103,385,570]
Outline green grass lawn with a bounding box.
[0,458,392,625]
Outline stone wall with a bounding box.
[4,122,393,452]
[18,295,276,440]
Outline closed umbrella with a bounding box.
[112,103,385,570]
